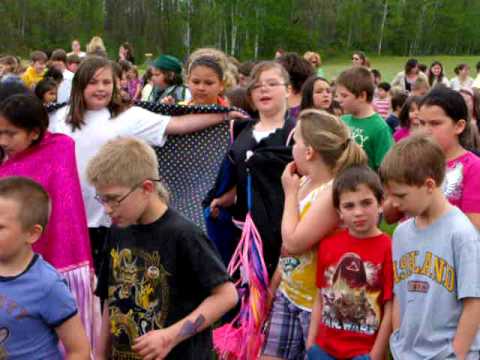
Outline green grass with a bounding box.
[321,55,480,83]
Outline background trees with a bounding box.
[1,0,479,61]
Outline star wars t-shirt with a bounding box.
[98,208,230,359]
[315,229,393,358]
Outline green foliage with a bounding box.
[1,0,479,62]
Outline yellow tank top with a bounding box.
[278,179,332,311]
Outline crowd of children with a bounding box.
[0,38,479,360]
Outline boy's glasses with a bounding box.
[94,179,162,207]
[251,81,286,91]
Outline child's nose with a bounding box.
[353,207,363,216]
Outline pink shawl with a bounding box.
[0,132,93,271]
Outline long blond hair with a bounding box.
[298,109,367,174]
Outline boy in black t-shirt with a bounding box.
[87,137,238,360]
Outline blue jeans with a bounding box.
[307,344,371,360]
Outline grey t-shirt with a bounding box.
[390,206,480,360]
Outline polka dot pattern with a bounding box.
[134,101,246,116]
[154,121,231,230]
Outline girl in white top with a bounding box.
[450,64,474,91]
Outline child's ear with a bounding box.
[305,145,315,161]
[454,119,467,135]
[141,180,156,194]
[358,91,368,102]
[425,177,437,192]
[26,224,43,245]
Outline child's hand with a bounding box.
[209,187,237,218]
[132,328,176,360]
[210,198,222,219]
[227,110,249,120]
[160,96,175,105]
[281,162,301,193]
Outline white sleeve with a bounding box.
[48,106,69,133]
[120,106,171,146]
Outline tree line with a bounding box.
[1,0,479,62]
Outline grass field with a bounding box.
[321,55,480,82]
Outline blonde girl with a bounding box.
[262,109,367,360]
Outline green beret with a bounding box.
[152,55,182,74]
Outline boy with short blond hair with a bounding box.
[337,67,393,170]
[21,50,47,89]
[379,135,480,360]
[0,176,89,359]
[88,137,238,360]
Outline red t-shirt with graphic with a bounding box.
[315,229,393,358]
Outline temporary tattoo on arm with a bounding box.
[178,315,206,339]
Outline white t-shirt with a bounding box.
[49,106,171,227]
[252,129,275,143]
[57,70,74,103]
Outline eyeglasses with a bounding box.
[94,179,162,208]
[251,81,287,91]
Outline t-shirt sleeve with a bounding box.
[42,278,78,327]
[382,236,394,303]
[454,228,480,299]
[373,124,394,170]
[179,228,230,294]
[459,156,480,213]
[125,107,171,146]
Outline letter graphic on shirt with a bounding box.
[320,252,382,335]
[419,251,433,277]
[109,248,171,353]
[350,128,369,147]
[444,265,455,292]
[433,257,446,284]
[395,250,456,292]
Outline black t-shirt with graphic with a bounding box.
[97,208,230,359]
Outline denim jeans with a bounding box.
[307,344,371,360]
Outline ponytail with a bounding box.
[334,137,368,174]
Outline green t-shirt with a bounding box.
[341,112,394,170]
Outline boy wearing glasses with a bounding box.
[87,137,238,360]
